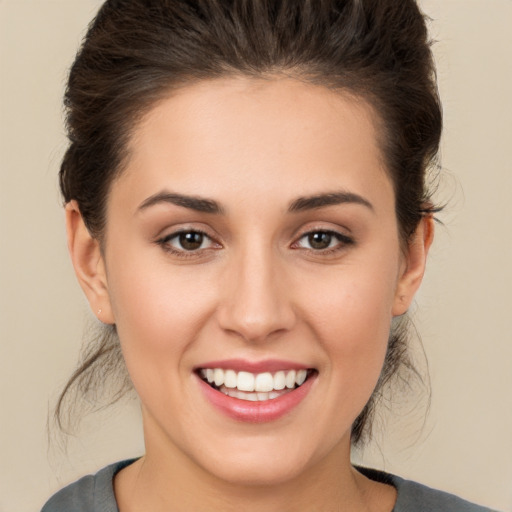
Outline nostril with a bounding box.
[216,274,297,342]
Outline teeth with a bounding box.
[296,369,307,386]
[255,372,274,392]
[201,368,310,394]
[220,386,294,402]
[274,371,286,390]
[237,371,255,392]
[213,368,224,387]
[224,369,237,388]
[285,370,296,389]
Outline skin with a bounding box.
[66,76,433,511]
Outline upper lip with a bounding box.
[194,358,312,374]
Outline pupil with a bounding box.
[309,232,331,250]
[179,232,203,250]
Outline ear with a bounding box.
[392,215,434,316]
[65,201,115,324]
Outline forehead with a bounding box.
[116,76,393,214]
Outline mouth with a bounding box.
[197,368,317,402]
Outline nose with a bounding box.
[216,246,296,343]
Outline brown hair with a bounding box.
[56,0,442,444]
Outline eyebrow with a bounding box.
[138,191,224,214]
[137,189,373,215]
[288,191,374,213]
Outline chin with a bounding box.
[188,433,335,488]
[201,453,311,487]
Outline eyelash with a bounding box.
[155,228,354,258]
[293,230,354,255]
[156,229,219,258]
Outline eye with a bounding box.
[295,230,353,251]
[157,230,217,253]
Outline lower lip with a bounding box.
[197,373,316,423]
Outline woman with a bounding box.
[41,0,498,510]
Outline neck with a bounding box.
[114,416,395,512]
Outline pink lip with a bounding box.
[194,358,310,373]
[196,371,317,423]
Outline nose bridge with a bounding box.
[218,238,295,342]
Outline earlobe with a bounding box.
[392,215,434,316]
[65,201,115,324]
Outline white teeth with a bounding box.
[237,371,255,392]
[201,367,311,396]
[255,372,274,392]
[213,368,224,387]
[220,386,294,402]
[296,369,307,386]
[285,370,296,389]
[224,369,237,388]
[274,371,286,390]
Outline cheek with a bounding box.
[298,260,398,396]
[105,249,217,372]
[303,256,397,339]
[319,289,391,373]
[105,258,222,432]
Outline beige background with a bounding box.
[1,0,511,510]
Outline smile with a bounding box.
[199,368,312,402]
[195,359,317,422]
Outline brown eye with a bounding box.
[295,230,354,253]
[307,232,333,250]
[179,232,204,250]
[158,230,215,254]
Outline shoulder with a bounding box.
[40,459,137,512]
[392,476,498,512]
[357,467,499,512]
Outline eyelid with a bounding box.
[155,226,222,257]
[153,223,354,258]
[153,221,219,243]
[291,227,355,253]
[292,222,353,241]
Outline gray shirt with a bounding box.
[41,459,498,512]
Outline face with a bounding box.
[69,77,430,486]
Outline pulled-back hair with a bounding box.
[56,0,442,444]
